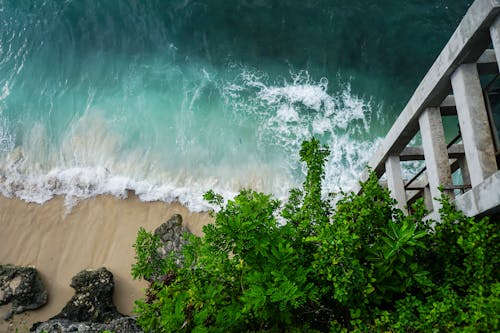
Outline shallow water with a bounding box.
[0,0,471,211]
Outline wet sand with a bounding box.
[0,194,211,332]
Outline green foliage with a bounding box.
[132,227,163,281]
[388,194,500,332]
[132,138,499,332]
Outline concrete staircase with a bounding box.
[357,0,500,218]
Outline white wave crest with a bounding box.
[0,69,382,211]
[224,69,382,194]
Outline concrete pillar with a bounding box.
[418,107,454,212]
[458,156,471,186]
[385,155,407,213]
[423,186,434,212]
[490,15,500,72]
[451,64,497,187]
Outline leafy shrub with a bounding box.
[132,138,499,332]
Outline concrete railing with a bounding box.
[356,0,500,218]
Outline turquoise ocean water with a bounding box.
[0,0,471,211]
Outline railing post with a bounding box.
[490,15,500,72]
[385,155,407,213]
[450,64,497,187]
[423,186,434,212]
[418,107,454,212]
[458,156,471,185]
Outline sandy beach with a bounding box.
[0,193,211,332]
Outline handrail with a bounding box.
[405,131,462,190]
[355,0,500,194]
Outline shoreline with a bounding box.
[0,193,211,332]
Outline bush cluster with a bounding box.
[132,138,499,332]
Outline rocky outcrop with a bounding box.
[0,264,48,320]
[51,267,121,323]
[26,213,191,332]
[31,267,142,333]
[31,317,142,333]
[154,213,190,260]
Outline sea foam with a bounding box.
[0,69,381,212]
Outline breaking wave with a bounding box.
[0,68,381,211]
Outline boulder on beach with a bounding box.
[52,267,122,323]
[154,213,190,259]
[31,317,143,333]
[0,264,48,320]
[31,267,142,333]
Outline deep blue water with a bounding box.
[0,0,471,210]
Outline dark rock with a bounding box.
[52,267,122,323]
[0,264,48,320]
[154,214,190,260]
[31,317,143,333]
[30,267,143,332]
